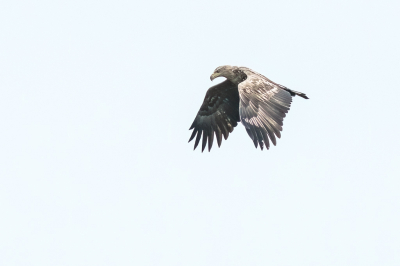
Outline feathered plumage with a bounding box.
[189,65,308,151]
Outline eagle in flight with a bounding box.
[188,65,309,152]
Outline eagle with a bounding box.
[188,65,309,152]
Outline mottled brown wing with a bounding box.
[238,76,293,150]
[189,80,240,152]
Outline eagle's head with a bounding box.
[210,65,247,84]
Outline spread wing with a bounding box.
[189,80,240,152]
[238,75,293,150]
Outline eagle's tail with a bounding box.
[278,84,309,99]
[286,89,309,99]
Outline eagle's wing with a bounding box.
[238,75,292,150]
[189,80,240,152]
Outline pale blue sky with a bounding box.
[1,0,399,265]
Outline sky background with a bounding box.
[1,0,400,265]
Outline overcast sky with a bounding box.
[1,0,400,265]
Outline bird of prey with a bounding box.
[188,65,308,152]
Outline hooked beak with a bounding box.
[210,72,221,81]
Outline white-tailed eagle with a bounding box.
[189,65,308,151]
